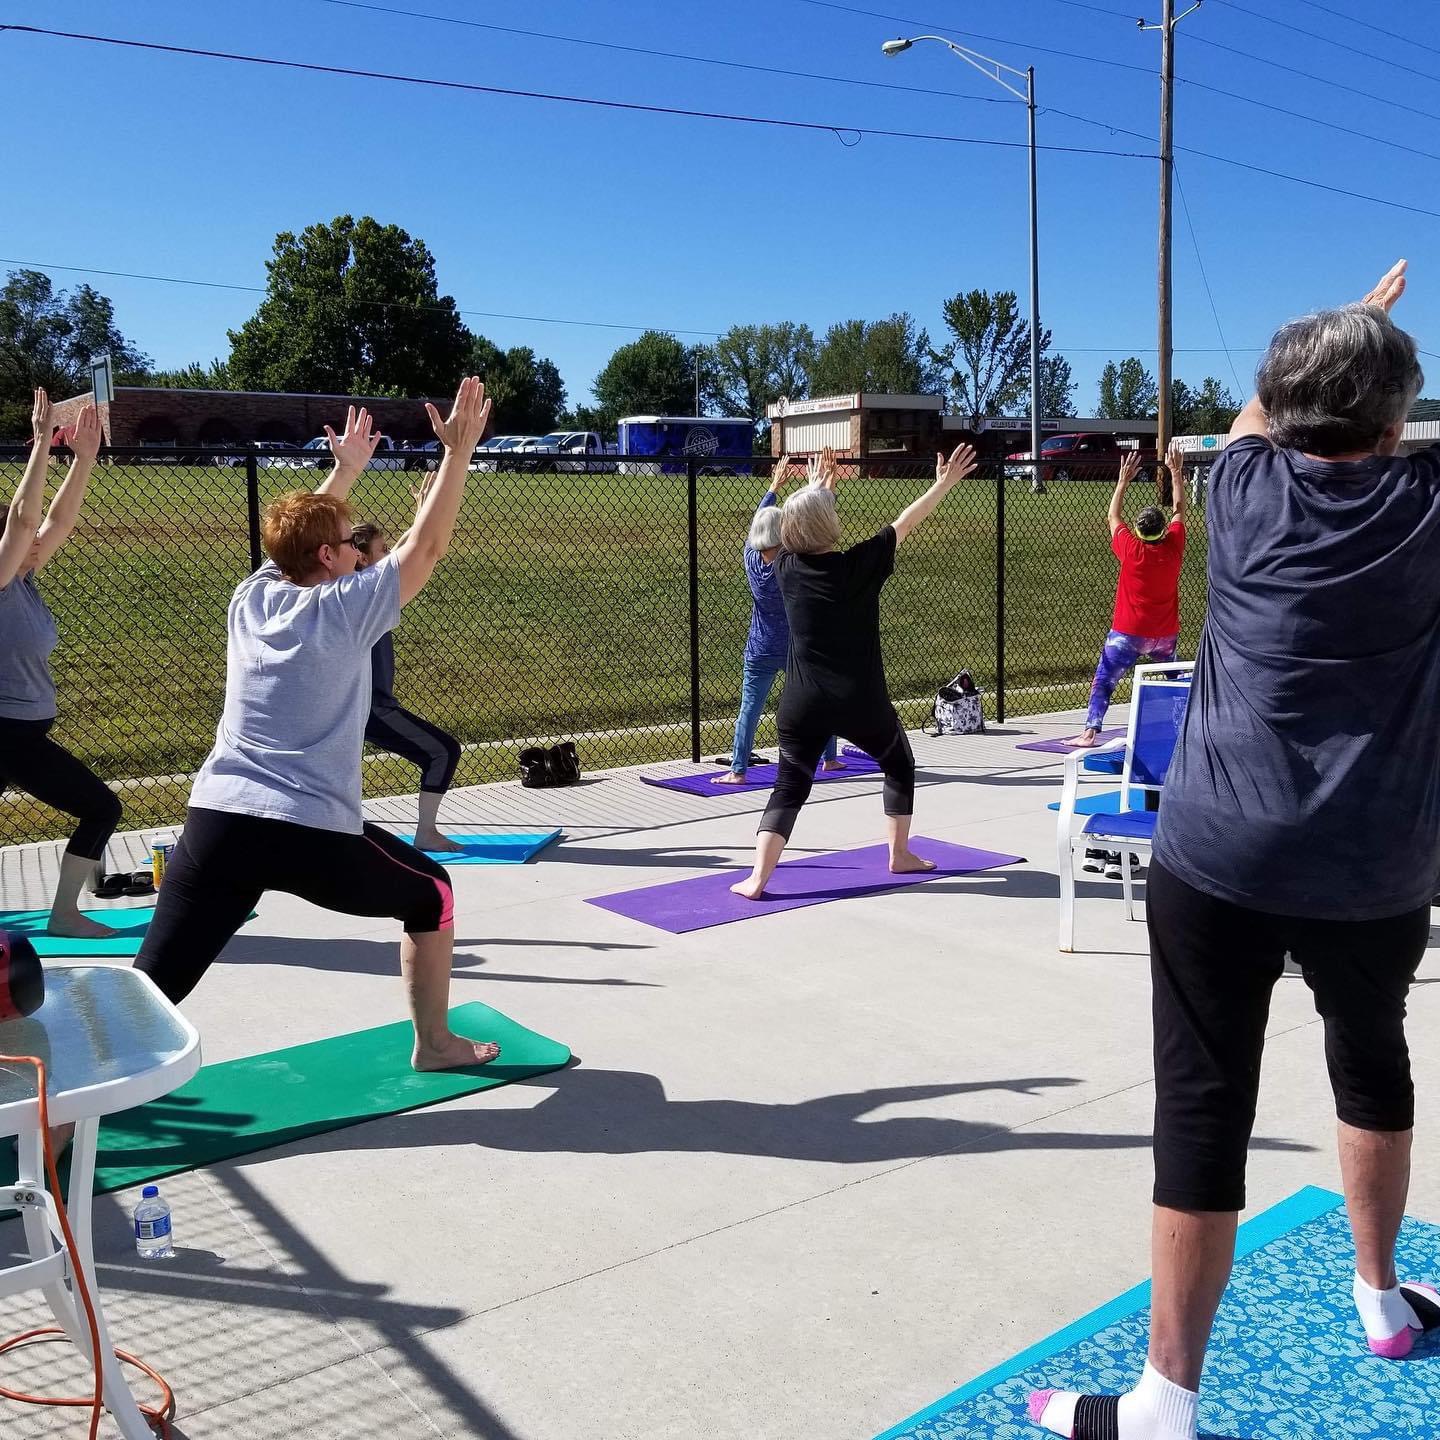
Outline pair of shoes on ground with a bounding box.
[1082,849,1143,881]
[92,869,155,899]
[519,741,581,789]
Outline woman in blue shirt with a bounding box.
[715,453,841,785]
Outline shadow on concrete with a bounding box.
[222,932,662,987]
[273,1069,1312,1168]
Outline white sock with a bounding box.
[1032,1362,1198,1439]
[1353,1271,1419,1341]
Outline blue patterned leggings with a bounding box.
[1085,629,1179,729]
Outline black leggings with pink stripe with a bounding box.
[135,807,454,1004]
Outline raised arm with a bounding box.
[892,443,977,546]
[806,444,839,492]
[1108,451,1141,535]
[760,454,790,511]
[0,390,54,589]
[1229,257,1409,444]
[316,405,382,499]
[394,376,491,606]
[1165,441,1188,526]
[30,403,103,573]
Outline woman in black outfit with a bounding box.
[731,443,978,899]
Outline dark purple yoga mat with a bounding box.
[641,746,880,797]
[586,837,1024,934]
[1015,728,1124,755]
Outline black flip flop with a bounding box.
[91,872,130,900]
[124,869,157,898]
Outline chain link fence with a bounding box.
[0,446,1208,845]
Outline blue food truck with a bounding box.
[615,416,755,475]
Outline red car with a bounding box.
[1005,432,1157,484]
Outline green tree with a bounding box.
[931,289,1032,425]
[1037,353,1076,418]
[0,269,151,436]
[468,335,567,434]
[705,321,816,417]
[809,313,939,397]
[227,216,470,396]
[1097,357,1159,420]
[590,329,695,430]
[1187,376,1241,434]
[144,359,235,389]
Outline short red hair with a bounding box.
[261,492,353,581]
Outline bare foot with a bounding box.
[412,1035,502,1072]
[712,772,748,785]
[45,912,117,940]
[415,831,466,853]
[820,759,847,771]
[889,850,937,875]
[730,874,767,900]
[1067,728,1100,748]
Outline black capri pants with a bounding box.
[1148,857,1429,1213]
[760,708,915,841]
[135,807,455,1004]
[0,716,121,861]
[366,705,461,793]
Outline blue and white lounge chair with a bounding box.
[1056,662,1192,951]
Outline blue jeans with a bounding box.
[731,655,837,772]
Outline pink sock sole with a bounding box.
[1369,1327,1416,1359]
[1026,1389,1059,1426]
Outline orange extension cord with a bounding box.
[0,1054,175,1438]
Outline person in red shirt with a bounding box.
[1072,443,1187,747]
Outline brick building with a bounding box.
[767,393,945,461]
[49,386,451,448]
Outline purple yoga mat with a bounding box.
[586,837,1024,934]
[1015,728,1124,755]
[641,746,880,797]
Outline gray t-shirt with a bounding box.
[0,571,59,721]
[1154,435,1440,920]
[191,555,401,833]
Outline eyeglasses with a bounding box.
[334,533,359,550]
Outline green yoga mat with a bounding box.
[8,1002,569,1197]
[0,907,254,957]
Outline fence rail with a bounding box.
[0,446,1209,845]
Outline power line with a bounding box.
[0,258,726,336]
[1207,0,1440,85]
[310,0,1022,108]
[1286,0,1440,61]
[1173,163,1247,396]
[1,256,1264,356]
[0,24,1152,160]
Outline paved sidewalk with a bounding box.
[4,708,1437,1439]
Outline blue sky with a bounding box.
[3,0,1437,412]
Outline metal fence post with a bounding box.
[995,463,1007,723]
[245,451,262,572]
[687,458,702,763]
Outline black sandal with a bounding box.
[92,872,130,900]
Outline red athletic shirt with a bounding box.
[1111,521,1185,636]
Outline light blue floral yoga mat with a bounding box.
[877,1187,1440,1439]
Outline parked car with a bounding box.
[515,431,616,472]
[471,435,536,472]
[1004,432,1157,484]
[296,434,412,472]
[252,441,304,470]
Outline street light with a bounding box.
[883,34,1042,485]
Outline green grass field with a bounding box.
[0,459,1209,844]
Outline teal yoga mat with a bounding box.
[0,907,248,958]
[3,1002,570,1197]
[399,829,562,864]
[876,1186,1440,1439]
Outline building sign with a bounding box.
[978,417,1062,432]
[769,394,857,419]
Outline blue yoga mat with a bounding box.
[876,1186,1440,1439]
[398,830,561,865]
[1048,789,1147,815]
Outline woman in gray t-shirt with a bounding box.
[0,392,122,939]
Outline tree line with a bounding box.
[0,213,1246,443]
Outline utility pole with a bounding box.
[1140,2,1201,491]
[694,350,701,417]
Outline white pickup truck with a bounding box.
[515,431,615,471]
[296,434,415,472]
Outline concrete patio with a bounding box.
[4,706,1438,1439]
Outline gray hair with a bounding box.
[1258,302,1423,455]
[748,505,782,551]
[779,486,842,555]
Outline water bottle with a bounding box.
[133,1184,174,1260]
